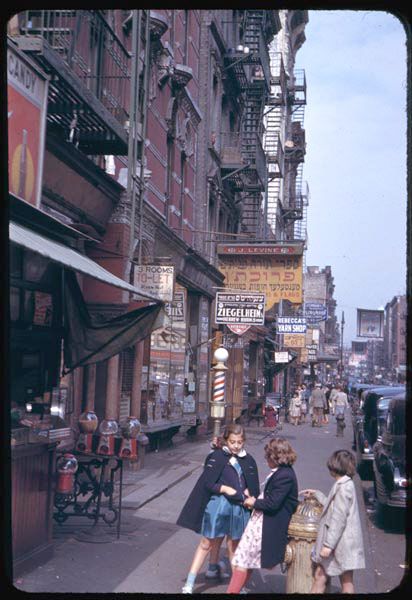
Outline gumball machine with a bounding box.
[96,418,118,455]
[55,453,78,499]
[76,410,99,453]
[118,416,141,459]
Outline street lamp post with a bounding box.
[210,345,229,438]
[340,311,345,379]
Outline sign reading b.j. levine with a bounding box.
[215,292,265,325]
[276,316,307,334]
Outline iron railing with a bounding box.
[18,10,131,125]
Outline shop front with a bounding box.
[9,202,161,574]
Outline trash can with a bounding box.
[282,494,324,593]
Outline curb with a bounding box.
[122,463,202,510]
[353,469,378,592]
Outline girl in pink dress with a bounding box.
[226,438,299,593]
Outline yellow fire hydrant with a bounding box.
[282,494,324,593]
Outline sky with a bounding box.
[295,10,407,345]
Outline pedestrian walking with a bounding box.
[309,383,328,427]
[299,386,308,424]
[329,384,340,416]
[176,423,259,594]
[288,390,302,426]
[301,449,365,594]
[323,385,330,424]
[333,385,349,417]
[333,385,349,437]
[226,438,299,594]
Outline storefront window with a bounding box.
[10,286,20,321]
[23,252,50,282]
[197,296,210,419]
[147,284,187,422]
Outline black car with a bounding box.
[373,393,407,516]
[354,385,405,478]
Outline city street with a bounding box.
[12,415,407,595]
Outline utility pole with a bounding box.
[340,310,345,379]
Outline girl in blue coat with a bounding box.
[227,437,299,593]
[177,423,259,594]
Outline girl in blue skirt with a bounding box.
[177,423,259,593]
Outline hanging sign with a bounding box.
[304,302,328,323]
[276,316,307,334]
[218,244,303,309]
[164,289,186,322]
[215,291,265,326]
[283,334,305,348]
[133,265,174,301]
[274,351,290,363]
[227,324,251,335]
[306,343,318,361]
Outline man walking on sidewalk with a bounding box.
[309,383,328,427]
[333,385,349,417]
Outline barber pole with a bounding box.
[210,346,229,437]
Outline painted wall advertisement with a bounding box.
[357,308,384,338]
[218,244,303,310]
[7,42,49,207]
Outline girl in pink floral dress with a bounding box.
[227,438,299,593]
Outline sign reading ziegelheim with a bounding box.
[215,292,265,325]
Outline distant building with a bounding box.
[384,295,406,381]
[303,265,340,380]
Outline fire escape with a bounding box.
[12,10,133,156]
[264,49,287,238]
[221,11,276,239]
[282,68,307,239]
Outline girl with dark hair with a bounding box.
[301,449,365,594]
[177,423,259,594]
[226,438,299,594]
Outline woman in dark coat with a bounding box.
[226,437,299,593]
[177,424,259,594]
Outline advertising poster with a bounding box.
[7,43,49,207]
[357,309,384,338]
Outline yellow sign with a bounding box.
[219,254,303,310]
[283,334,305,348]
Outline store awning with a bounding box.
[9,221,161,302]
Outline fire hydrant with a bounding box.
[282,494,324,593]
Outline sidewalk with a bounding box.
[10,417,377,594]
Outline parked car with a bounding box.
[354,385,405,479]
[373,393,407,519]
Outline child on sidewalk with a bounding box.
[226,438,299,594]
[301,449,366,594]
[176,424,259,594]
